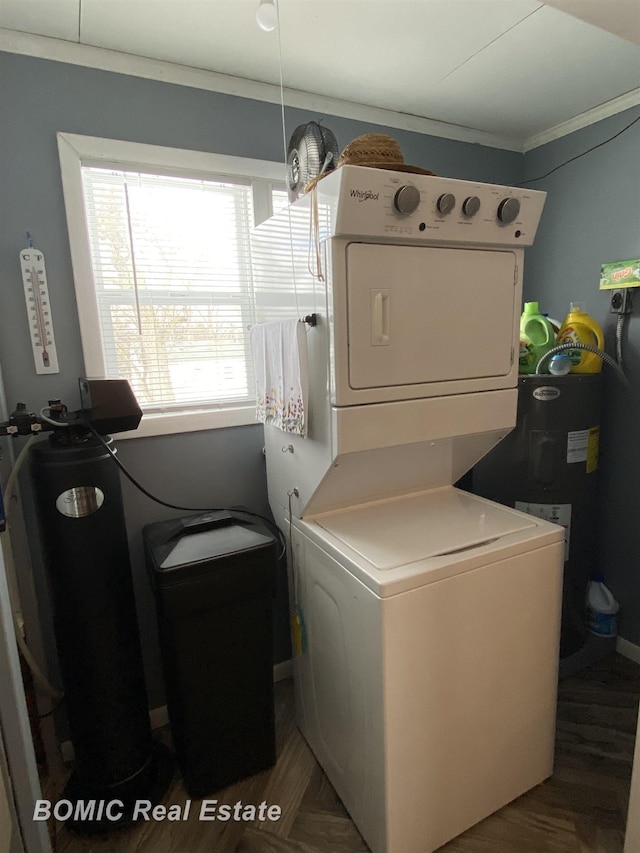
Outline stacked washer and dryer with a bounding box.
[252,165,564,853]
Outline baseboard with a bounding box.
[273,658,293,682]
[149,704,169,730]
[617,637,640,665]
[60,660,294,763]
[559,634,617,680]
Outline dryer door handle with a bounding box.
[371,289,390,346]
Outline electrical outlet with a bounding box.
[610,288,634,314]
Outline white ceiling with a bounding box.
[0,0,639,148]
[543,0,640,44]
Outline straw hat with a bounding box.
[305,133,434,191]
[339,133,435,174]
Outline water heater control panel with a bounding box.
[315,165,545,247]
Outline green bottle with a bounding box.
[519,302,556,374]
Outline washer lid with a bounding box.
[314,488,536,570]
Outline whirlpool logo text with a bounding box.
[350,189,380,202]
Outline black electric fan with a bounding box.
[287,121,339,202]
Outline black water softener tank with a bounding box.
[30,434,173,831]
[472,374,602,658]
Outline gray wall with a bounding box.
[522,106,640,643]
[0,51,523,712]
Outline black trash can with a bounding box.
[143,510,278,796]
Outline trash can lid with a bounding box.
[145,511,275,572]
[159,525,272,570]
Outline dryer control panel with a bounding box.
[316,165,545,247]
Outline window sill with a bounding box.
[116,404,258,439]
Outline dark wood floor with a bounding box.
[52,652,640,853]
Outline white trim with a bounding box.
[149,705,169,731]
[116,405,258,440]
[57,133,107,378]
[4,29,639,153]
[2,28,520,152]
[0,548,52,852]
[617,636,640,666]
[58,132,286,183]
[523,88,640,151]
[273,658,293,682]
[60,659,294,761]
[60,740,74,765]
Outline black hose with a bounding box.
[86,424,287,559]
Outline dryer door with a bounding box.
[343,243,517,401]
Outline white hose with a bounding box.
[5,532,64,701]
[1,435,63,700]
[1,436,37,619]
[39,407,70,429]
[4,434,37,506]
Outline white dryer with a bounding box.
[252,165,564,853]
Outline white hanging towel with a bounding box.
[250,319,309,437]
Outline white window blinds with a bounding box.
[271,188,289,215]
[252,192,331,325]
[81,166,256,413]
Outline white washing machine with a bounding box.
[252,165,564,853]
[292,488,562,853]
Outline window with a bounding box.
[58,133,286,437]
[271,187,290,215]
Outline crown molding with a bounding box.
[523,88,640,151]
[2,28,638,156]
[0,27,522,152]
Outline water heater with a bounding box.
[472,374,602,658]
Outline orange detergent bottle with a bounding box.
[557,303,604,374]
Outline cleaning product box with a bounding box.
[600,260,640,289]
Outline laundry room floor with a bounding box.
[51,652,640,853]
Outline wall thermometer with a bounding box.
[20,245,59,374]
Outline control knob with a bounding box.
[436,193,456,215]
[497,197,521,224]
[462,196,480,217]
[393,185,421,215]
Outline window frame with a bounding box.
[57,132,286,439]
